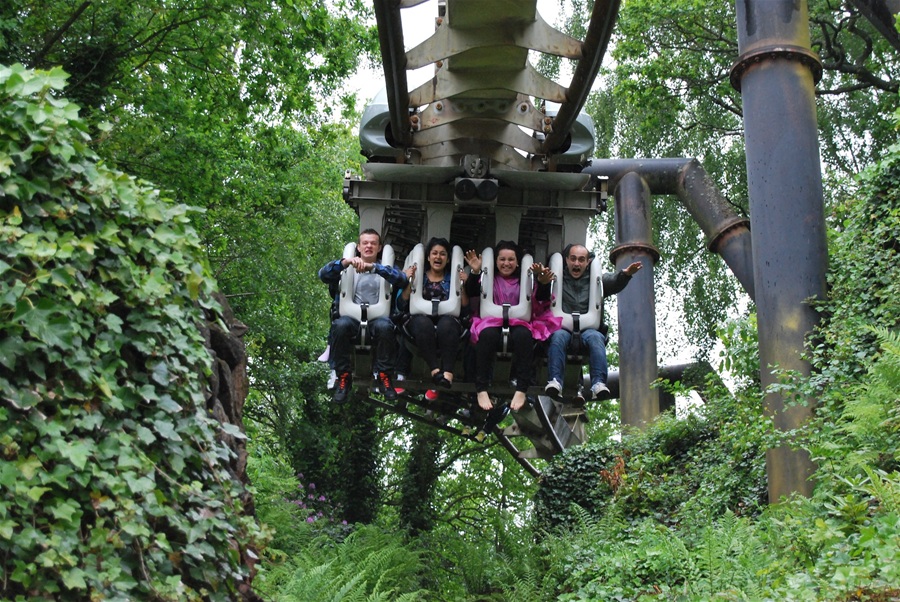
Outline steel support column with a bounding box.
[611,172,660,427]
[732,0,827,501]
[585,158,755,299]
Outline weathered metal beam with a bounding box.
[847,0,900,52]
[373,0,412,147]
[611,172,660,427]
[585,158,755,299]
[732,0,827,502]
[543,0,620,154]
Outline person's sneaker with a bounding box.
[394,373,406,395]
[326,370,337,390]
[333,372,352,403]
[591,381,611,400]
[376,371,398,401]
[424,389,440,402]
[544,378,562,399]
[573,387,586,407]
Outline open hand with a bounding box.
[532,262,555,284]
[465,249,482,273]
[623,261,643,276]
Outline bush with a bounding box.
[534,385,768,532]
[0,64,262,600]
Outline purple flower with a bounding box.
[342,520,348,525]
[308,483,316,490]
[306,516,315,523]
[308,494,315,499]
[318,495,326,502]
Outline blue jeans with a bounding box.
[331,315,396,374]
[546,328,608,388]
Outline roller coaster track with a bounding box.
[344,0,624,475]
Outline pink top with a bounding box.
[469,275,561,344]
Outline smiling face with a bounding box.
[565,245,590,279]
[496,248,518,277]
[357,233,381,262]
[427,244,449,274]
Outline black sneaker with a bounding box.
[376,371,397,401]
[333,372,352,403]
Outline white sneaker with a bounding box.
[544,378,562,399]
[591,382,611,400]
[327,370,337,390]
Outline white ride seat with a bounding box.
[548,251,604,336]
[475,246,534,353]
[337,242,394,346]
[404,243,465,318]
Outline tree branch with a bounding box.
[32,2,92,67]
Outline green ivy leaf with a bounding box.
[61,568,87,590]
[26,486,51,501]
[153,420,182,442]
[0,519,16,539]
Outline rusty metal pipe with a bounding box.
[585,158,755,299]
[732,0,827,501]
[611,172,660,427]
[606,361,722,397]
[678,160,755,300]
[374,0,412,148]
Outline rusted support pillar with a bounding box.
[585,158,755,299]
[731,0,827,501]
[678,160,755,300]
[611,172,660,427]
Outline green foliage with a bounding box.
[521,327,900,601]
[0,64,262,599]
[257,525,428,602]
[1,0,379,121]
[534,387,768,532]
[809,141,900,384]
[3,7,372,498]
[398,424,444,535]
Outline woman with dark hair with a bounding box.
[464,241,557,411]
[399,237,468,395]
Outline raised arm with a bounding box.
[602,261,643,296]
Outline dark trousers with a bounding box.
[474,325,534,393]
[331,316,396,374]
[407,314,462,374]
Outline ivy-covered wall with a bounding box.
[0,64,263,600]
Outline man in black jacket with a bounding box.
[544,244,642,401]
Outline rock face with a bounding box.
[202,292,261,601]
